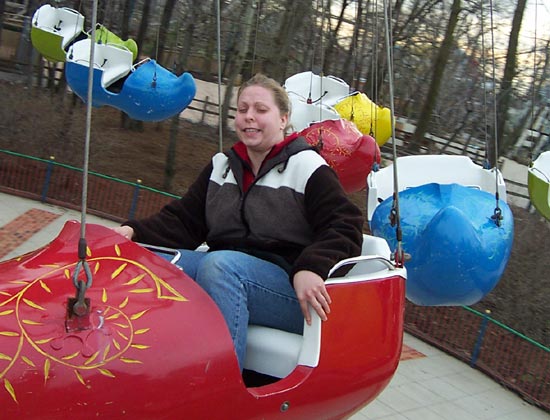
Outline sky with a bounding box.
[522,0,550,43]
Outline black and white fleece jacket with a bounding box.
[123,136,364,282]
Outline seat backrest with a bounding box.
[33,5,84,48]
[285,71,350,106]
[289,93,341,132]
[367,155,507,220]
[68,39,133,87]
[532,151,550,177]
[243,234,394,379]
[95,43,133,87]
[244,313,321,379]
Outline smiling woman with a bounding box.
[234,75,290,174]
[112,73,365,372]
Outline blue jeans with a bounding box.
[168,250,304,371]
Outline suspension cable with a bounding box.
[216,0,223,153]
[71,0,98,318]
[528,0,539,163]
[370,0,379,138]
[382,0,403,266]
[151,21,160,86]
[480,0,489,166]
[251,0,261,75]
[349,0,360,123]
[488,0,499,170]
[319,0,326,124]
[488,0,503,225]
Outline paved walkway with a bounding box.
[0,192,548,419]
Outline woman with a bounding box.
[114,73,364,371]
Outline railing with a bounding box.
[0,149,178,222]
[0,148,548,413]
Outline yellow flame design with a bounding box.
[43,359,50,384]
[4,378,17,404]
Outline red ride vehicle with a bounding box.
[0,221,405,419]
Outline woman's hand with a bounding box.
[293,270,331,325]
[113,225,135,240]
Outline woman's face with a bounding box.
[234,85,288,154]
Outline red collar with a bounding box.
[232,132,299,162]
[233,132,299,191]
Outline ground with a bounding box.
[0,79,548,347]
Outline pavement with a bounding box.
[0,191,548,420]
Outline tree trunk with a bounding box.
[508,38,550,161]
[0,0,6,47]
[202,0,228,80]
[135,0,152,57]
[97,0,106,26]
[157,0,177,66]
[409,0,461,152]
[177,1,200,71]
[221,0,255,133]
[342,0,363,85]
[22,0,40,88]
[120,0,133,41]
[495,0,528,164]
[263,0,311,82]
[163,1,203,192]
[322,0,350,75]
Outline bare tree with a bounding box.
[121,0,134,41]
[262,0,313,82]
[409,0,462,151]
[0,0,6,47]
[135,0,153,58]
[341,0,364,85]
[157,0,178,66]
[164,1,205,192]
[201,1,224,79]
[221,0,256,131]
[322,0,351,75]
[508,38,550,162]
[494,0,528,164]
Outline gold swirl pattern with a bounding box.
[0,243,188,404]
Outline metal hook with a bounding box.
[491,207,503,227]
[71,259,93,317]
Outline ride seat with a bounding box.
[367,155,508,221]
[68,39,134,88]
[244,313,321,379]
[33,5,84,50]
[244,234,394,379]
[288,92,342,132]
[284,71,350,106]
[143,235,394,380]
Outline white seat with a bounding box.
[33,5,84,49]
[244,314,321,379]
[288,92,341,132]
[284,71,350,106]
[530,151,550,182]
[243,234,396,379]
[68,39,133,87]
[367,155,508,221]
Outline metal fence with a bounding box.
[405,303,549,412]
[1,148,548,413]
[0,149,178,222]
